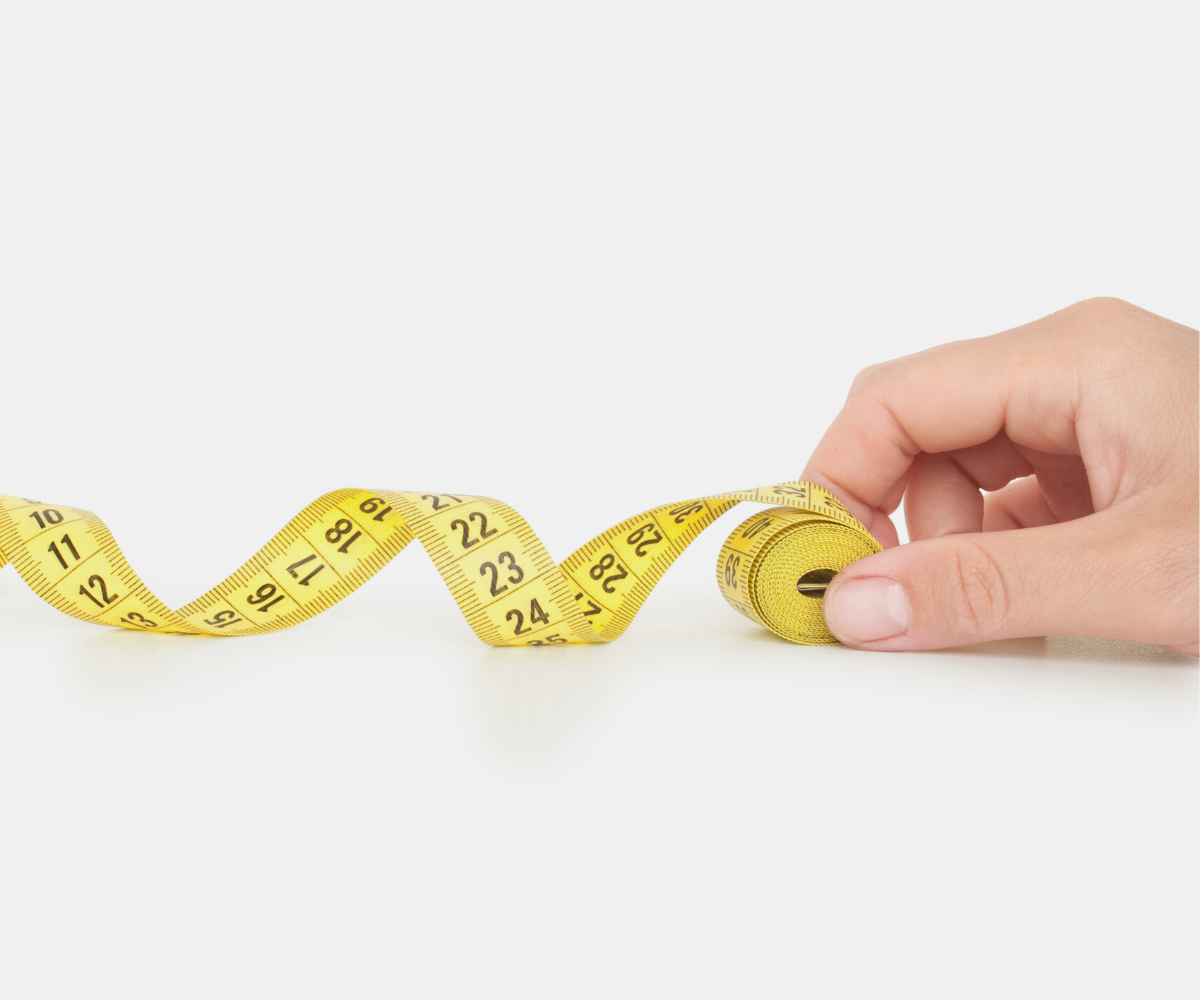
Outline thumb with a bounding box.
[821,513,1135,650]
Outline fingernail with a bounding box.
[825,577,911,643]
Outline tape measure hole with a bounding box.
[796,568,837,598]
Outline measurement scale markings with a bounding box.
[0,482,879,645]
[47,546,105,590]
[16,513,89,546]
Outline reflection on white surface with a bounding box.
[0,573,1196,999]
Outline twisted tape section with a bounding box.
[0,481,880,645]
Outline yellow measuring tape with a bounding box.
[0,482,881,645]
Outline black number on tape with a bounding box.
[286,555,325,586]
[247,583,285,613]
[29,509,64,530]
[325,519,353,544]
[422,494,464,511]
[480,551,524,597]
[626,523,663,558]
[48,534,80,570]
[668,502,705,524]
[573,592,601,617]
[741,517,771,539]
[79,574,117,608]
[506,597,550,636]
[589,553,628,593]
[203,609,242,629]
[359,497,394,522]
[450,511,498,550]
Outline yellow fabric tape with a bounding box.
[0,481,881,645]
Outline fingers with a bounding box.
[982,476,1057,531]
[801,303,1089,516]
[904,453,984,539]
[1026,451,1095,522]
[903,445,1092,538]
[801,298,1197,653]
[821,498,1196,652]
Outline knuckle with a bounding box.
[1067,296,1134,321]
[1062,297,1161,370]
[849,362,886,393]
[944,540,1012,637]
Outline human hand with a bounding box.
[802,297,1199,655]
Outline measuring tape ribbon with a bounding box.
[0,481,881,645]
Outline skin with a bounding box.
[801,297,1199,655]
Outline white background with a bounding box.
[0,2,1196,997]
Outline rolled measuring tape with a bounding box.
[0,481,881,645]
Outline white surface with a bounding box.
[0,2,1196,997]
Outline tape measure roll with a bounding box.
[0,481,881,646]
[716,507,885,644]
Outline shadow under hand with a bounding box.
[936,634,1196,667]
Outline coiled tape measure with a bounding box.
[0,482,881,645]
